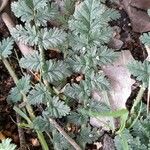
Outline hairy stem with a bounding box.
[2,58,49,150]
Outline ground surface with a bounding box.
[0,0,149,149]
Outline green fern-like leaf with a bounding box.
[11,24,39,46]
[40,28,67,49]
[76,125,101,149]
[67,54,94,73]
[140,32,150,46]
[128,60,150,87]
[0,38,14,59]
[131,115,150,147]
[44,96,70,118]
[44,60,70,83]
[52,130,74,150]
[67,111,89,125]
[97,46,118,65]
[88,99,111,112]
[114,129,148,150]
[19,51,40,71]
[67,46,118,73]
[62,0,76,15]
[69,0,120,49]
[0,138,16,150]
[32,116,54,132]
[7,75,31,103]
[11,0,57,26]
[64,81,90,101]
[11,25,66,49]
[28,83,51,105]
[86,71,110,91]
[57,0,76,28]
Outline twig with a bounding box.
[0,0,9,12]
[1,12,33,56]
[16,113,26,147]
[49,118,82,150]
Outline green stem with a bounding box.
[2,58,49,150]
[3,58,18,84]
[130,85,145,115]
[36,131,49,150]
[39,45,47,79]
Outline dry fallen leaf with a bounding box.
[0,131,6,140]
[90,50,135,129]
[108,26,123,50]
[121,0,150,33]
[130,0,150,10]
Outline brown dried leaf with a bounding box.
[0,131,6,140]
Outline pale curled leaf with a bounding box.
[145,45,150,62]
[102,51,135,110]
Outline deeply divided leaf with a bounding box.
[7,75,31,103]
[19,51,40,71]
[11,0,57,26]
[0,38,14,59]
[128,60,150,87]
